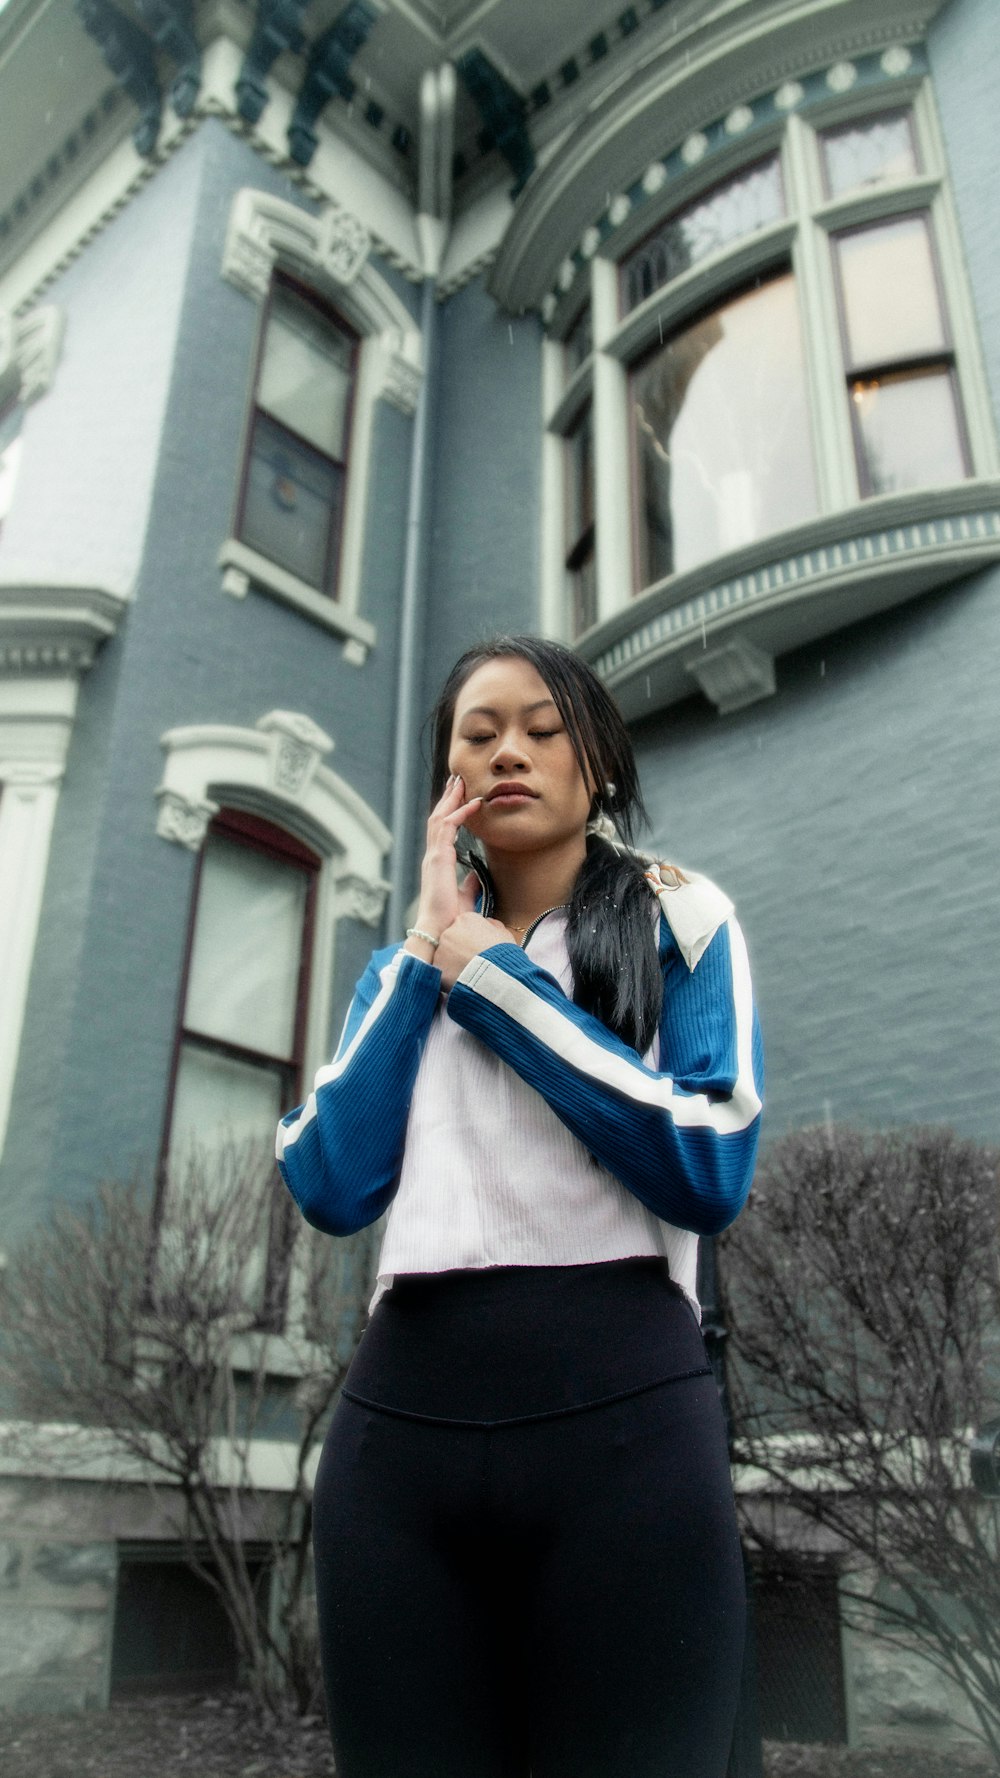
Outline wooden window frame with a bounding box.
[157,809,321,1327]
[829,210,972,498]
[234,271,360,601]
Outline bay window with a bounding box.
[543,73,992,644]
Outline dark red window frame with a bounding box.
[234,270,360,600]
[157,808,321,1325]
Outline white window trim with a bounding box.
[538,71,1000,710]
[155,709,391,1093]
[0,582,125,1162]
[220,188,423,664]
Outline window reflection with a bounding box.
[833,215,969,495]
[850,368,966,495]
[836,216,946,367]
[565,405,596,633]
[631,273,817,588]
[237,277,356,594]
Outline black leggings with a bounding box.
[312,1262,746,1778]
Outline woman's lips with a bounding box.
[486,786,538,805]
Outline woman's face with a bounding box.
[447,656,595,857]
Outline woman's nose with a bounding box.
[490,735,529,771]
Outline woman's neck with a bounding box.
[485,838,587,932]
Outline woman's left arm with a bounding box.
[445,914,763,1236]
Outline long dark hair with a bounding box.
[427,636,662,1054]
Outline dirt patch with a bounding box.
[3,1694,997,1778]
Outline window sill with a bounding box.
[218,538,375,665]
[580,479,1000,716]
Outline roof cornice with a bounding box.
[489,0,951,314]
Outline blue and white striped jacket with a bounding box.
[276,875,764,1250]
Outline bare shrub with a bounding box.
[722,1125,1000,1759]
[0,1141,369,1719]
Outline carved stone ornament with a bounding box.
[335,871,389,927]
[317,206,371,286]
[156,789,219,850]
[0,305,66,408]
[379,348,422,416]
[257,709,333,802]
[684,637,776,715]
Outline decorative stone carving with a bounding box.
[335,871,389,927]
[826,61,858,93]
[725,105,754,136]
[774,81,805,110]
[221,223,275,302]
[318,206,371,286]
[379,348,422,417]
[881,45,913,77]
[681,132,708,166]
[223,189,373,302]
[257,709,333,803]
[156,788,219,850]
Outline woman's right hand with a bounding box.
[407,775,483,957]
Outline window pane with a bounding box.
[564,304,593,373]
[622,158,785,313]
[632,274,817,587]
[259,285,353,460]
[821,112,918,198]
[169,1043,285,1165]
[837,217,946,368]
[851,366,967,495]
[185,835,308,1059]
[572,552,597,637]
[565,406,594,541]
[241,411,344,589]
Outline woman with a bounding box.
[276,635,764,1778]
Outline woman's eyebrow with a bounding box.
[460,700,558,720]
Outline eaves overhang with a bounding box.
[488,0,951,316]
[579,481,1000,720]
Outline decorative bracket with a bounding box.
[288,1,380,169]
[684,637,776,715]
[74,0,162,157]
[334,869,390,927]
[236,0,312,125]
[456,48,534,197]
[0,306,67,410]
[134,0,202,117]
[155,788,219,851]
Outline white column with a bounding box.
[539,336,568,639]
[591,258,632,621]
[0,764,62,1158]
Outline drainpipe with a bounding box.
[386,63,455,940]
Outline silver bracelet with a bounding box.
[405,926,440,950]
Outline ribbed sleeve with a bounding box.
[275,946,441,1235]
[446,919,763,1237]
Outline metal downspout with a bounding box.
[386,64,455,940]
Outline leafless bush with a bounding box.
[0,1141,369,1719]
[722,1124,1000,1758]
